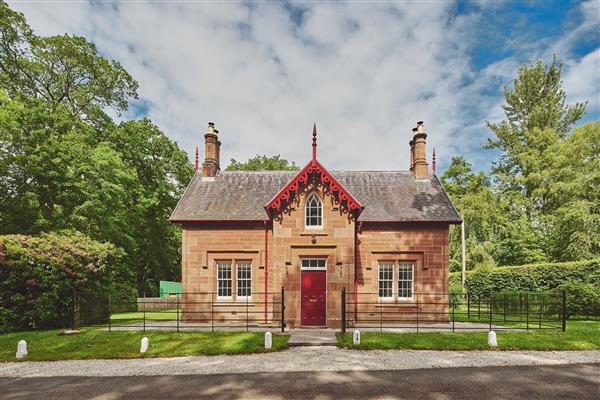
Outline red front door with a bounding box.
[301,271,326,326]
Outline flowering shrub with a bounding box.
[0,232,135,333]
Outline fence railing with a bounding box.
[340,289,567,334]
[108,288,286,333]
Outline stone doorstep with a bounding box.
[288,329,338,346]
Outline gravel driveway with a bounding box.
[1,347,599,377]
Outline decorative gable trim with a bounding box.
[264,125,363,220]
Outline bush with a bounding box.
[0,232,136,333]
[449,259,600,317]
[449,284,464,308]
[557,282,600,318]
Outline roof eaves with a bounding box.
[169,171,199,223]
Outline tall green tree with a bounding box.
[0,3,193,295]
[440,156,546,271]
[486,56,587,218]
[442,56,597,269]
[0,2,138,127]
[544,122,600,261]
[225,154,299,171]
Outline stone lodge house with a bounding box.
[170,122,461,328]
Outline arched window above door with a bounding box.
[305,193,323,229]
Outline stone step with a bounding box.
[288,329,338,346]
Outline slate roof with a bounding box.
[170,171,461,223]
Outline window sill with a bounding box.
[300,231,328,236]
[377,299,415,304]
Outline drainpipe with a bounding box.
[354,221,359,322]
[264,220,269,323]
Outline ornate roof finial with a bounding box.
[312,123,317,163]
[195,145,199,172]
[432,148,437,173]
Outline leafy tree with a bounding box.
[441,157,500,271]
[0,2,138,126]
[486,56,587,217]
[442,56,597,270]
[545,122,600,261]
[225,154,299,171]
[0,3,193,295]
[106,119,193,292]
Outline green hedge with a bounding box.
[0,232,136,333]
[450,259,600,295]
[449,259,600,316]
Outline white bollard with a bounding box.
[16,340,27,359]
[264,331,272,349]
[488,331,497,347]
[140,336,149,353]
[353,330,361,345]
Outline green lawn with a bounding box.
[337,319,600,351]
[449,305,563,330]
[0,328,288,361]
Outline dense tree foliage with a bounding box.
[0,3,193,295]
[443,55,598,271]
[225,154,299,171]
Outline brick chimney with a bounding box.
[411,121,429,178]
[202,122,221,177]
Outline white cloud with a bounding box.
[563,48,600,116]
[7,0,599,173]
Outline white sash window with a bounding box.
[305,193,323,229]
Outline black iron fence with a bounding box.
[340,289,567,334]
[107,288,286,333]
[19,287,567,335]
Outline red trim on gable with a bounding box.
[264,159,363,219]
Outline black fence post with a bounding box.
[379,296,383,334]
[246,294,249,332]
[467,292,470,319]
[503,294,507,323]
[108,292,111,332]
[488,293,493,332]
[525,293,529,332]
[478,296,481,320]
[176,295,180,333]
[211,292,214,333]
[416,293,419,333]
[281,286,285,333]
[452,293,455,333]
[143,291,146,333]
[71,288,76,330]
[539,294,543,329]
[341,287,346,334]
[561,290,567,332]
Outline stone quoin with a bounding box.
[170,122,461,328]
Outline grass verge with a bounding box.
[337,319,600,351]
[0,328,288,361]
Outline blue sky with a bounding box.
[9,0,599,173]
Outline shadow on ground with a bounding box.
[1,363,599,400]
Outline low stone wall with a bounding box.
[137,297,179,311]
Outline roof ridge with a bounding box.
[220,170,295,174]
[220,170,414,174]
